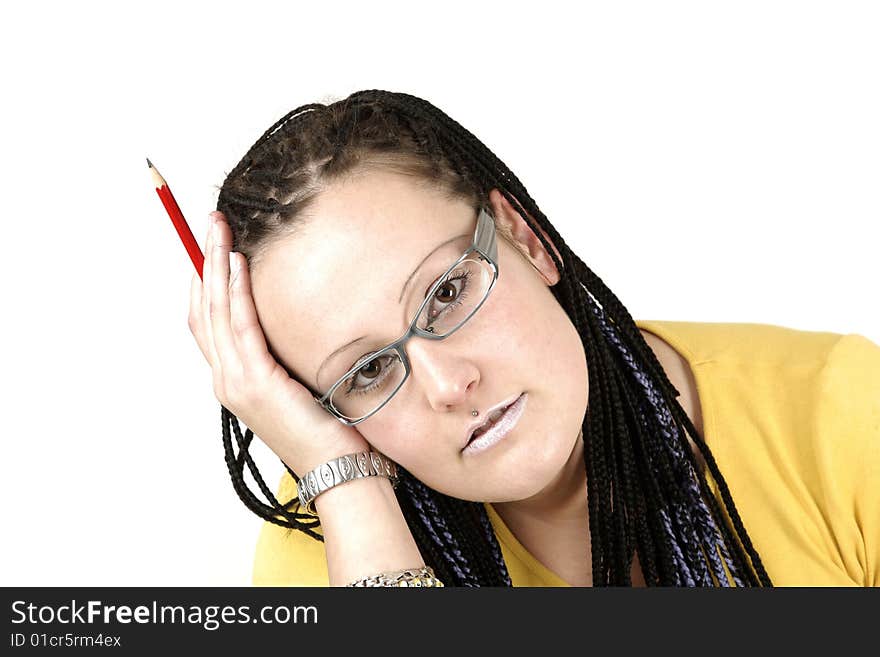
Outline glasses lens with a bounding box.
[329,349,407,422]
[414,257,494,335]
[328,256,494,422]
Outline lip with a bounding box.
[461,392,527,454]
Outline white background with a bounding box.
[1,1,877,586]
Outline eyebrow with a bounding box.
[314,232,469,389]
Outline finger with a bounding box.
[208,214,241,377]
[188,272,212,365]
[228,250,276,382]
[200,215,221,370]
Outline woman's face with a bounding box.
[250,168,589,503]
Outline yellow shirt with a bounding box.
[252,319,880,587]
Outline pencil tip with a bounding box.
[146,157,153,168]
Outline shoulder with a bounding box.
[639,320,879,585]
[634,318,855,424]
[812,333,880,453]
[812,332,880,470]
[815,331,880,394]
[635,320,869,486]
[635,318,846,366]
[812,333,880,585]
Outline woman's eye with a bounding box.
[356,357,384,381]
[426,272,469,318]
[434,280,460,303]
[345,353,398,395]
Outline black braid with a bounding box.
[212,89,773,586]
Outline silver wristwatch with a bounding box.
[297,450,400,516]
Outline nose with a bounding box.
[404,336,479,412]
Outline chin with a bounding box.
[480,437,581,503]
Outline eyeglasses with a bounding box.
[311,206,499,426]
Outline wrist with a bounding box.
[347,565,444,588]
[298,450,399,516]
[286,431,371,476]
[313,470,397,515]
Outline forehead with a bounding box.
[250,169,477,388]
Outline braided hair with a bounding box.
[214,90,773,587]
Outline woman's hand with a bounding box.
[188,211,371,475]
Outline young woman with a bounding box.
[188,90,879,587]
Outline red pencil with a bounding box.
[147,158,205,279]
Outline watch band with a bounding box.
[347,566,445,587]
[297,450,399,516]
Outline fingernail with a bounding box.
[212,220,221,240]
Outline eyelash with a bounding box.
[343,269,473,397]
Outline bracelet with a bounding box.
[347,566,445,587]
[296,450,399,516]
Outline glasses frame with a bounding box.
[311,206,499,426]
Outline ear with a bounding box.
[488,188,562,286]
